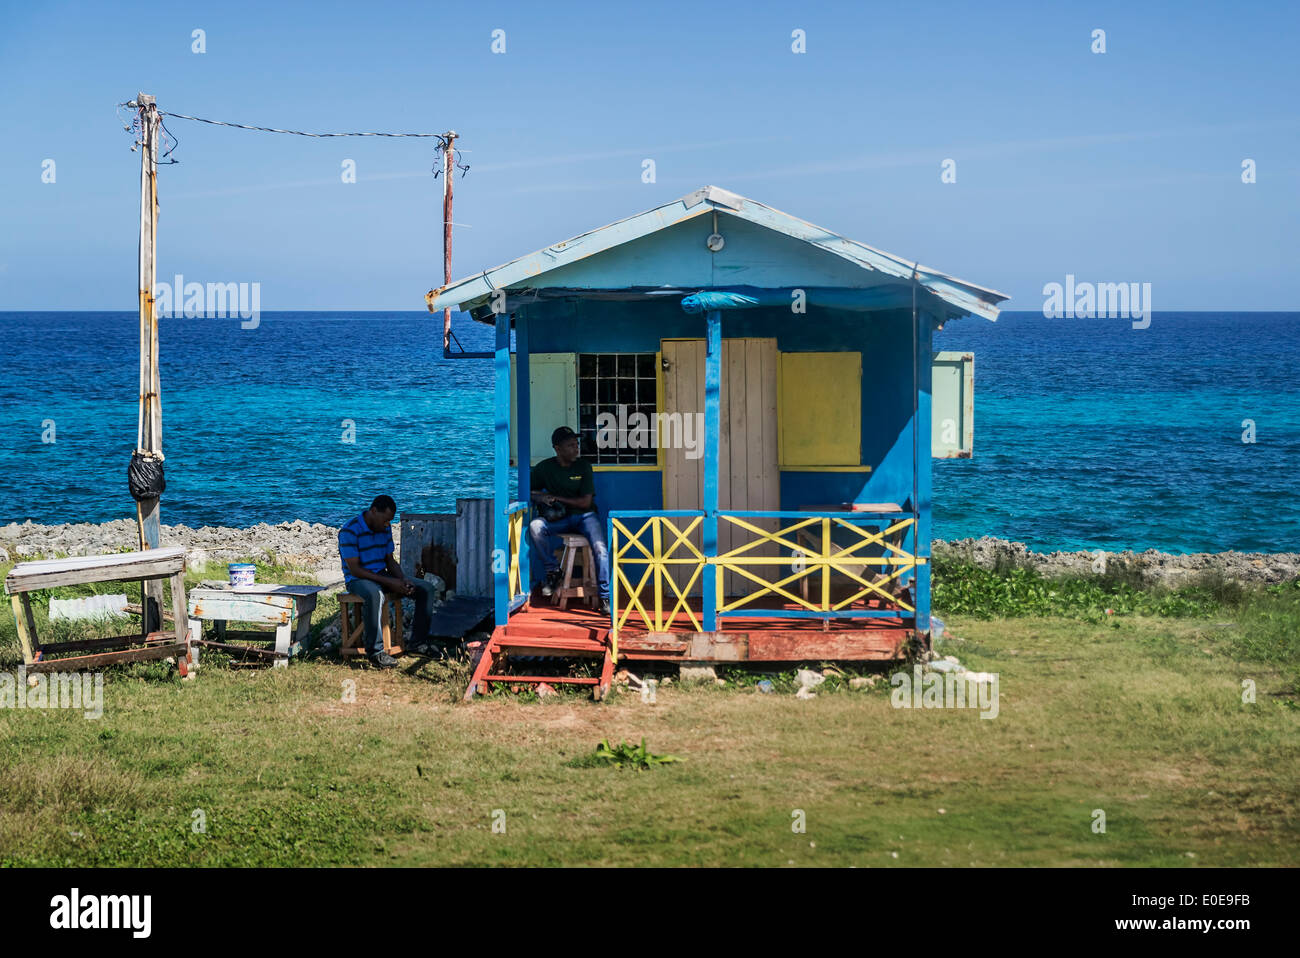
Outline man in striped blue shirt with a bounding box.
[338,495,439,668]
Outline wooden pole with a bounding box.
[135,93,165,634]
[442,131,457,353]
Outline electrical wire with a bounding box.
[116,102,468,175]
[155,109,451,140]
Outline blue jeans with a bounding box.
[527,511,610,600]
[347,577,439,656]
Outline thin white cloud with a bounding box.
[719,117,1300,183]
[164,135,789,200]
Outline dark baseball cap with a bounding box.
[551,426,579,446]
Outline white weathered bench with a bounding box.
[187,584,325,668]
[4,547,192,675]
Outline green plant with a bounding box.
[930,557,1261,621]
[589,738,681,770]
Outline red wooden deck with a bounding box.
[464,592,916,699]
[517,600,910,658]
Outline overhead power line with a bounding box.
[117,100,468,175]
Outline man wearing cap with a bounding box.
[527,426,611,614]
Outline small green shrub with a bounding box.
[567,738,681,770]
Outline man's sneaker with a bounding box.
[542,570,561,597]
[369,651,400,669]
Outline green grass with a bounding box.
[0,557,1296,866]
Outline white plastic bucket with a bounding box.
[228,563,256,587]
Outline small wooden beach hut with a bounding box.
[427,186,1007,697]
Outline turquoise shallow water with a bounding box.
[5,310,1298,554]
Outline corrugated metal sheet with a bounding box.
[426,185,1008,321]
[399,512,456,586]
[455,498,494,598]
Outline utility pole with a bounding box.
[441,131,458,353]
[131,93,166,634]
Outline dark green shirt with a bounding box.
[531,456,596,517]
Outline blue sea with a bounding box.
[4,311,1298,554]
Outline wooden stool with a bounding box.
[553,534,597,610]
[339,593,405,659]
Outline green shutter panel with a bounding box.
[511,352,577,466]
[931,351,974,458]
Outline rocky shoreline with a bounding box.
[0,520,1296,589]
[932,537,1299,588]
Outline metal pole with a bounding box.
[911,275,922,639]
[442,131,458,353]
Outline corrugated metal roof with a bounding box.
[426,185,1009,321]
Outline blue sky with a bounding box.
[1,0,1297,309]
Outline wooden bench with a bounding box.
[187,584,325,668]
[4,547,192,675]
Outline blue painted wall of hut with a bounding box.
[516,296,935,522]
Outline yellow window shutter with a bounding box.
[778,352,862,467]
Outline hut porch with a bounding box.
[466,592,912,700]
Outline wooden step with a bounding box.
[465,624,615,702]
[482,674,600,685]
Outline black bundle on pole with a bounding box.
[128,452,166,501]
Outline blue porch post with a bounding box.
[515,313,531,594]
[915,307,934,637]
[702,309,721,632]
[493,309,511,625]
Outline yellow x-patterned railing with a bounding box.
[506,503,526,601]
[715,514,924,614]
[608,510,925,648]
[609,513,706,651]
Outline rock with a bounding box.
[679,665,717,684]
[535,682,558,698]
[850,676,878,690]
[928,659,964,674]
[795,685,818,700]
[756,679,774,694]
[795,669,826,689]
[186,549,209,571]
[316,566,345,587]
[942,655,961,665]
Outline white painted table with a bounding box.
[187,584,326,668]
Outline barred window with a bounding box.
[577,353,659,464]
